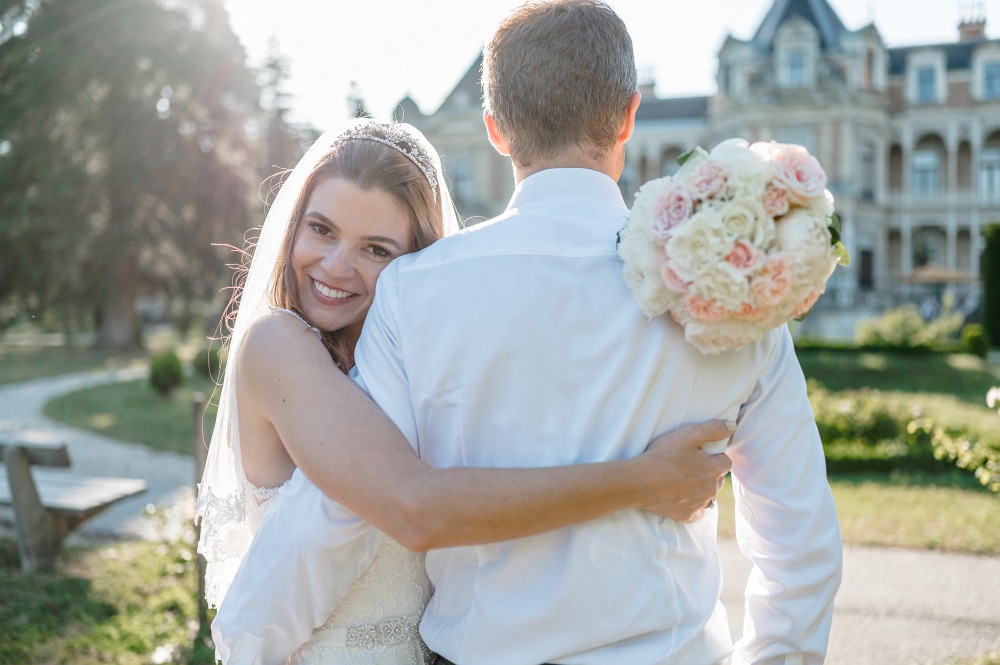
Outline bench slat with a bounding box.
[0,468,146,517]
[0,442,71,468]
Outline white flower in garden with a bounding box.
[988,386,1000,414]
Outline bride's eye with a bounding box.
[365,244,393,260]
[307,221,331,237]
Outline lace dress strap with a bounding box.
[270,307,323,338]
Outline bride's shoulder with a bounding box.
[239,310,328,375]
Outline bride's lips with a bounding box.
[310,277,356,303]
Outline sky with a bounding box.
[224,0,1000,129]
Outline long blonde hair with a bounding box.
[269,134,444,372]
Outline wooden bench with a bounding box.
[0,442,147,572]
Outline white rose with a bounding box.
[618,224,674,318]
[684,319,764,355]
[708,139,770,199]
[665,208,729,280]
[687,262,751,312]
[718,198,775,247]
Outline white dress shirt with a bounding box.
[213,168,842,665]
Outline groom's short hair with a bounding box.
[482,0,637,167]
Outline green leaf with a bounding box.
[833,241,852,267]
[676,148,697,167]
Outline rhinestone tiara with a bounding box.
[331,122,438,201]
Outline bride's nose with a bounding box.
[320,243,358,276]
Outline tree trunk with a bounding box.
[93,248,141,349]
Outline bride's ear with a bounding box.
[484,111,511,157]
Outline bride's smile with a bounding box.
[291,176,412,341]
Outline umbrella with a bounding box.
[901,264,980,284]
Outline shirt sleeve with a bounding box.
[211,469,385,665]
[728,326,843,665]
[353,261,420,451]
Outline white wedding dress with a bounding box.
[283,507,434,665]
[200,309,434,665]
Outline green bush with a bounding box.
[962,323,991,358]
[192,346,222,380]
[855,304,963,350]
[808,380,1000,490]
[983,224,1000,348]
[149,350,184,397]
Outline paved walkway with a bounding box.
[1,370,999,664]
[0,368,195,541]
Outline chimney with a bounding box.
[958,2,987,41]
[638,65,656,98]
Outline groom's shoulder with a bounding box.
[396,212,513,271]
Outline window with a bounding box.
[985,63,1000,100]
[916,66,936,103]
[864,50,875,89]
[912,149,940,194]
[860,142,876,201]
[981,149,1000,199]
[787,49,806,87]
[447,158,475,210]
[858,249,874,290]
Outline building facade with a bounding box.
[402,0,999,318]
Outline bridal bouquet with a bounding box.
[617,138,850,355]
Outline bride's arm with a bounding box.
[242,315,732,552]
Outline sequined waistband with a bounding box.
[309,615,422,650]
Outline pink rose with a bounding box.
[659,255,691,294]
[725,238,764,273]
[769,143,827,205]
[734,301,775,324]
[682,294,727,322]
[651,183,694,239]
[752,254,794,305]
[689,159,727,199]
[791,286,825,318]
[763,185,790,216]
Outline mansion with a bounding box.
[400,0,1000,324]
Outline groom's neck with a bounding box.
[511,143,624,184]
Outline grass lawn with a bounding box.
[0,534,215,665]
[0,344,146,386]
[43,377,219,456]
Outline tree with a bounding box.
[982,223,1000,349]
[0,0,266,347]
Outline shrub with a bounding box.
[962,323,991,358]
[149,350,184,397]
[192,346,222,380]
[855,304,963,350]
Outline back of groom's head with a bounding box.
[482,0,637,168]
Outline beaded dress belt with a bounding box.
[435,658,555,665]
[309,615,421,649]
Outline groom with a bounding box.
[216,1,841,663]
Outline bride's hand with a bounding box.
[635,420,734,523]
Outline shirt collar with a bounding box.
[505,168,627,212]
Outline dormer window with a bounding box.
[985,62,1000,99]
[916,67,936,103]
[907,51,946,104]
[788,49,806,87]
[773,17,818,89]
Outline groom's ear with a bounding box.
[617,91,641,145]
[484,111,511,157]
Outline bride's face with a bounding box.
[291,176,413,341]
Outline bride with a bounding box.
[196,118,733,664]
